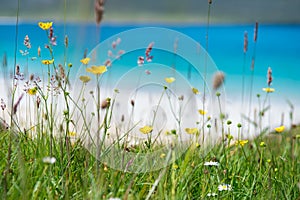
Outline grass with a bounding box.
[1,125,300,199]
[1,1,300,199]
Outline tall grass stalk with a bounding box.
[247,22,259,134]
[3,0,20,199]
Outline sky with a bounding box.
[1,0,300,24]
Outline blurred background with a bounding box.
[1,0,300,24]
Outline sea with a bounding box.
[0,21,300,138]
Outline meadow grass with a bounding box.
[1,1,300,199]
[1,125,300,199]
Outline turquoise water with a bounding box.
[1,22,300,126]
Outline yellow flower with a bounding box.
[225,134,234,140]
[42,59,54,65]
[139,125,153,134]
[185,128,198,134]
[192,87,200,94]
[165,77,175,84]
[86,65,107,75]
[160,153,166,158]
[68,131,77,137]
[260,141,266,147]
[274,125,285,133]
[172,164,179,169]
[38,22,53,30]
[79,75,91,83]
[198,109,207,115]
[28,87,37,95]
[262,87,275,93]
[80,57,90,65]
[235,140,248,147]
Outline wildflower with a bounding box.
[145,70,151,75]
[262,87,275,93]
[38,21,53,30]
[207,193,217,197]
[86,65,107,75]
[104,59,111,67]
[243,31,248,53]
[1,99,6,111]
[79,75,91,83]
[37,46,41,57]
[24,35,31,49]
[112,37,121,49]
[36,96,41,109]
[42,59,54,65]
[235,140,248,147]
[198,109,207,115]
[42,156,56,164]
[204,161,219,166]
[254,22,259,42]
[185,128,198,134]
[80,57,90,65]
[68,132,77,137]
[160,153,166,158]
[192,87,199,94]
[13,94,24,114]
[267,67,273,86]
[94,0,105,25]
[260,141,266,147]
[225,134,234,140]
[64,35,69,48]
[139,125,153,134]
[165,77,176,84]
[19,50,29,56]
[101,98,111,109]
[27,87,38,96]
[212,71,225,90]
[267,159,271,163]
[172,164,179,169]
[50,36,57,46]
[137,56,144,66]
[108,198,121,200]
[145,42,154,62]
[274,125,285,133]
[218,184,232,191]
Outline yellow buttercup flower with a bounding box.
[165,77,175,84]
[79,75,91,83]
[28,87,37,95]
[139,125,153,134]
[262,87,275,93]
[42,59,54,65]
[192,87,200,94]
[235,140,248,147]
[68,131,77,137]
[185,128,198,134]
[274,125,285,133]
[86,65,107,75]
[80,57,90,65]
[198,109,207,115]
[260,141,266,147]
[38,22,53,30]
